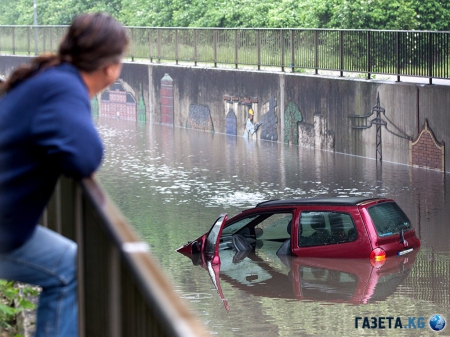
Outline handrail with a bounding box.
[41,176,208,337]
[0,26,449,84]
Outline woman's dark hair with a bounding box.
[1,12,128,93]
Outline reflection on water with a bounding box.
[96,118,450,336]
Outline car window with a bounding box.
[222,213,293,241]
[367,201,412,237]
[256,213,293,240]
[299,211,357,247]
[221,215,259,237]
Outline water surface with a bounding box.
[96,118,450,336]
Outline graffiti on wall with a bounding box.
[161,73,174,125]
[284,101,303,145]
[259,97,278,141]
[298,113,334,150]
[223,95,259,137]
[98,80,146,122]
[100,81,137,120]
[349,93,410,161]
[137,84,146,122]
[226,109,237,135]
[284,99,334,150]
[410,119,445,171]
[91,96,99,117]
[186,104,214,132]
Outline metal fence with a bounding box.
[1,25,449,83]
[41,176,208,337]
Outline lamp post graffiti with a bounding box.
[349,93,411,162]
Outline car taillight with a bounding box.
[370,247,386,262]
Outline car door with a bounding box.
[291,207,373,258]
[204,213,228,264]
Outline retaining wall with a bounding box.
[1,55,449,171]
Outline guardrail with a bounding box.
[0,25,449,84]
[41,176,208,337]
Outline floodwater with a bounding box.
[96,117,450,336]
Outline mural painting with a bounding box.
[410,119,445,171]
[100,81,138,121]
[226,109,237,135]
[223,96,259,138]
[349,93,410,161]
[91,96,99,117]
[284,101,303,145]
[186,104,214,132]
[137,84,146,122]
[298,113,334,150]
[259,97,278,142]
[161,73,174,125]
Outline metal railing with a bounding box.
[41,176,208,337]
[1,25,449,83]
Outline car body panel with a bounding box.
[176,197,420,263]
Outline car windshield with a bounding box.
[367,202,412,237]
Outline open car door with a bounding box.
[176,213,228,264]
[204,213,228,265]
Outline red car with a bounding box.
[177,197,420,263]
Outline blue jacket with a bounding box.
[0,63,103,253]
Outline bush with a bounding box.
[0,279,38,337]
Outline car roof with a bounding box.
[255,196,387,208]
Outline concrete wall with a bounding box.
[1,55,449,171]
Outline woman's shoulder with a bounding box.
[40,64,82,85]
[30,64,87,98]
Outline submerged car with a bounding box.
[177,197,420,263]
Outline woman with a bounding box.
[0,13,128,336]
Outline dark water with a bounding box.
[96,118,450,336]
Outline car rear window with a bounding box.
[367,202,412,237]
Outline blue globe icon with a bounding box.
[429,314,446,332]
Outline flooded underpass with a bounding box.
[96,117,450,336]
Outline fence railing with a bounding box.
[1,25,449,84]
[41,176,208,337]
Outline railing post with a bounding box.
[149,29,153,63]
[314,30,318,74]
[75,183,86,337]
[213,29,217,68]
[175,29,178,65]
[396,31,400,82]
[428,32,433,85]
[50,28,53,53]
[194,29,198,66]
[130,28,134,62]
[12,27,15,55]
[281,30,285,72]
[27,27,31,55]
[234,29,238,69]
[339,30,343,77]
[34,25,39,55]
[367,30,371,79]
[257,30,261,71]
[157,29,161,63]
[43,28,46,53]
[108,246,121,337]
[290,30,294,73]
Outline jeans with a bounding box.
[0,225,78,337]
